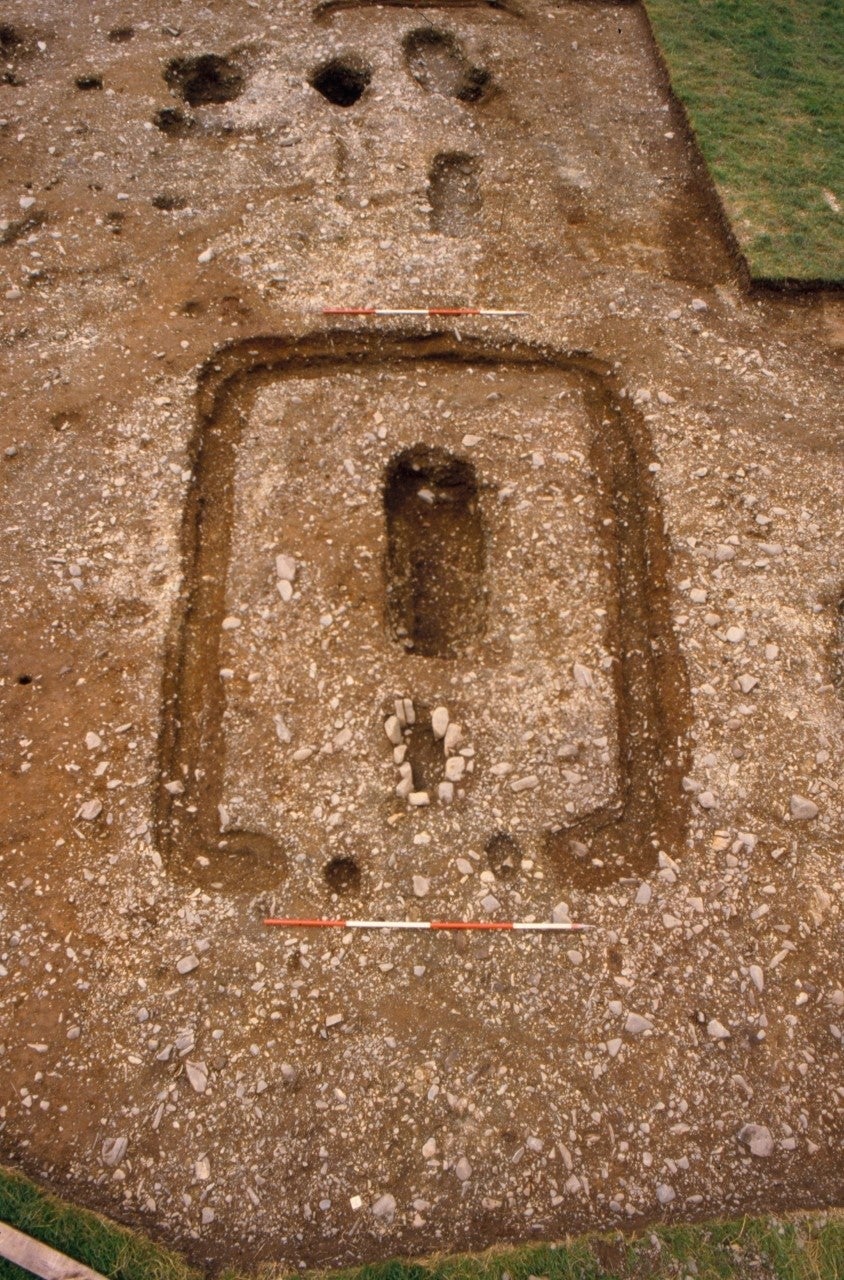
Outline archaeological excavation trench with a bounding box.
[155,332,691,902]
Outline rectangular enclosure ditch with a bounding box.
[156,334,690,911]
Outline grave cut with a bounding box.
[384,445,486,659]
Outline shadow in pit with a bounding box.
[154,331,691,894]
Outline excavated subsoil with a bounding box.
[0,0,842,1272]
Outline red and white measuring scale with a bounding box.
[321,306,528,317]
[265,918,591,932]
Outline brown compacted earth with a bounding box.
[0,0,842,1272]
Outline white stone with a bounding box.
[724,626,746,644]
[431,706,449,739]
[422,1138,437,1158]
[635,882,652,905]
[76,799,102,821]
[277,579,293,602]
[85,731,102,750]
[707,1019,730,1040]
[510,774,539,793]
[656,1183,676,1205]
[573,662,593,688]
[408,790,430,807]
[221,615,240,630]
[101,1136,128,1166]
[438,781,454,804]
[624,1012,653,1035]
[456,858,473,875]
[176,954,199,975]
[384,715,403,745]
[697,790,716,809]
[443,722,463,754]
[185,1060,208,1093]
[197,247,215,263]
[455,1156,472,1182]
[275,553,296,582]
[413,875,430,897]
[749,964,764,993]
[790,794,818,821]
[607,1038,622,1058]
[371,1193,396,1221]
[445,756,465,782]
[738,1123,774,1157]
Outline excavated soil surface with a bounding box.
[0,0,842,1272]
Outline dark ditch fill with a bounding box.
[384,445,486,658]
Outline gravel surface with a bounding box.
[0,0,842,1272]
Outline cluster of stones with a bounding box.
[384,700,474,807]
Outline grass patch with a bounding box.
[644,0,844,280]
[0,1165,842,1279]
[0,1165,203,1280]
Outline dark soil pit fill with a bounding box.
[403,28,490,102]
[486,831,520,880]
[384,445,485,658]
[75,74,103,90]
[151,192,188,210]
[309,57,371,106]
[428,152,481,236]
[164,53,244,106]
[107,26,134,43]
[17,674,32,685]
[323,856,361,895]
[153,106,194,135]
[0,24,22,54]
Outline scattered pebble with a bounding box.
[790,795,818,821]
[738,1124,774,1157]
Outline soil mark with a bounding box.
[403,28,490,102]
[428,153,482,235]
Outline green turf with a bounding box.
[644,0,844,281]
[0,1165,202,1280]
[1,1165,843,1280]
